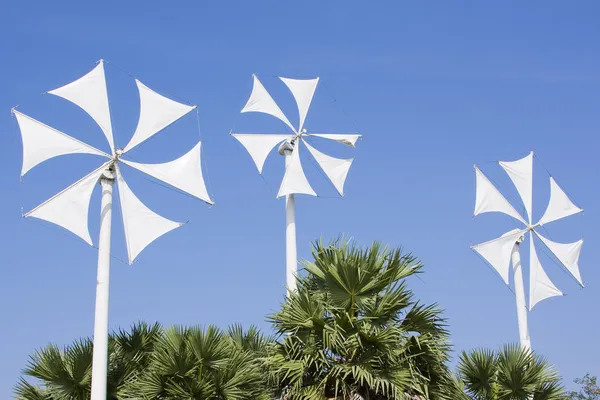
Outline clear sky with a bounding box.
[1,1,599,397]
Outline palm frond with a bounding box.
[268,239,451,399]
[14,378,52,400]
[456,344,567,400]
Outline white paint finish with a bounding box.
[284,151,298,294]
[511,240,531,351]
[90,173,114,400]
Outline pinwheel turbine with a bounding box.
[471,152,583,350]
[231,75,361,293]
[13,60,213,400]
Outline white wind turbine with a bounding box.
[471,151,584,350]
[231,75,361,293]
[13,60,213,400]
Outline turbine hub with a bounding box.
[278,138,295,155]
[515,234,525,244]
[527,223,540,232]
[100,163,116,183]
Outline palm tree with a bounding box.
[455,344,566,400]
[15,322,162,400]
[265,239,453,400]
[123,324,273,399]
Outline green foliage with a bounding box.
[265,238,453,400]
[454,344,566,400]
[16,322,272,400]
[15,321,162,400]
[568,374,600,400]
[15,238,574,400]
[122,324,272,400]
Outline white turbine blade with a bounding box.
[24,162,110,245]
[305,133,362,147]
[123,79,196,153]
[529,238,563,311]
[120,142,213,205]
[48,60,115,153]
[302,139,352,197]
[538,177,583,226]
[474,166,527,225]
[241,75,295,132]
[116,166,183,265]
[231,133,292,173]
[280,77,319,132]
[499,152,533,224]
[277,141,316,198]
[471,229,524,285]
[14,110,109,177]
[534,231,584,287]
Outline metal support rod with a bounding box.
[284,151,297,294]
[279,139,298,294]
[90,167,115,400]
[511,236,531,351]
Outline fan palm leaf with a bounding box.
[125,324,273,399]
[456,344,566,400]
[15,322,163,400]
[266,238,453,400]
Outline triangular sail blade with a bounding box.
[48,60,115,153]
[303,139,352,196]
[123,79,196,153]
[529,238,563,310]
[241,75,295,132]
[499,152,533,224]
[280,77,319,132]
[14,110,109,176]
[116,166,183,265]
[474,166,527,225]
[231,133,291,173]
[120,142,213,205]
[24,162,110,245]
[277,141,316,198]
[305,133,361,147]
[472,229,524,285]
[538,177,583,226]
[534,231,584,287]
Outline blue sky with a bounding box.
[1,1,599,396]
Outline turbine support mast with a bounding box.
[472,153,583,350]
[90,164,115,400]
[15,61,212,400]
[279,138,298,294]
[234,75,360,296]
[511,233,531,351]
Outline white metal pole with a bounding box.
[90,167,115,400]
[511,237,531,351]
[284,149,298,294]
